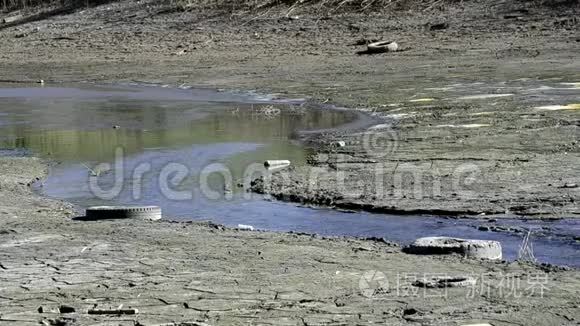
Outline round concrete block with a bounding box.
[403,236,502,260]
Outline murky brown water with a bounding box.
[0,84,351,163]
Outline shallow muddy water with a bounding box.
[0,83,578,267]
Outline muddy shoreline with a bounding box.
[1,0,578,218]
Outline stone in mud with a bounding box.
[429,22,449,31]
[477,225,491,231]
[403,307,419,316]
[58,305,75,313]
[403,237,502,260]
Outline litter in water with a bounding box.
[264,160,291,168]
[237,224,255,231]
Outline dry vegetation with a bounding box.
[1,0,108,12]
[2,0,577,15]
[170,0,461,13]
[1,0,467,15]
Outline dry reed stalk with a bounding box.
[517,230,537,264]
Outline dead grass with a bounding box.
[1,0,112,13]
[2,0,461,14]
[171,0,460,13]
[3,0,578,14]
[517,230,537,264]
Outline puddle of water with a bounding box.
[0,85,344,162]
[0,84,578,267]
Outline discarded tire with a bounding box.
[85,206,162,221]
[403,237,502,260]
[367,41,398,53]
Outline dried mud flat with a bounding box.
[1,157,579,325]
[1,0,580,325]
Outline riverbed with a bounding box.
[0,84,578,266]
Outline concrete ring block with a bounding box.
[403,236,502,260]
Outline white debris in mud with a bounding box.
[425,87,454,91]
[526,85,580,91]
[469,111,495,116]
[435,124,491,128]
[535,104,580,111]
[386,41,398,52]
[408,98,435,103]
[237,224,255,231]
[457,94,514,100]
[379,103,402,108]
[560,82,580,88]
[369,123,391,130]
[381,113,415,120]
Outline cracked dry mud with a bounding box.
[0,157,579,325]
